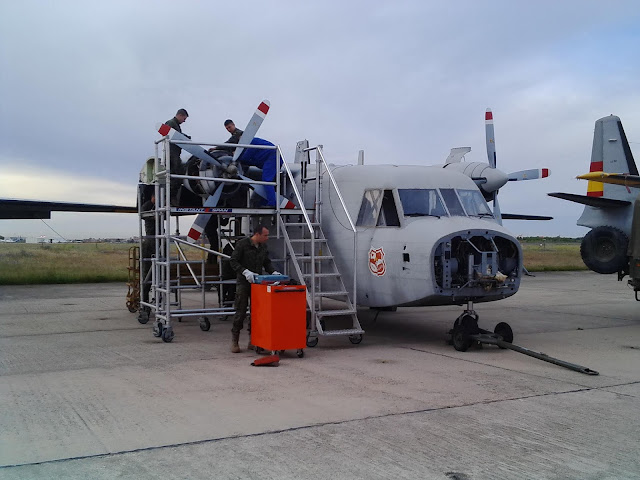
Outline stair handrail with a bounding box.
[278,145,316,322]
[310,146,358,309]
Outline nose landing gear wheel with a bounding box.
[452,322,473,352]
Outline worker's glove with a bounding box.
[272,271,282,275]
[242,269,257,283]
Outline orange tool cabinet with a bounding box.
[250,283,307,352]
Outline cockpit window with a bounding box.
[356,189,400,227]
[457,189,494,218]
[377,190,400,227]
[440,189,466,216]
[398,189,447,217]
[357,189,383,226]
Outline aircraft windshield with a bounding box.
[457,189,494,218]
[440,189,466,216]
[398,189,447,217]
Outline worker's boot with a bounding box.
[231,332,241,353]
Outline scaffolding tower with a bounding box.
[136,134,364,345]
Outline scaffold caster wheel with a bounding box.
[255,346,265,354]
[297,349,304,358]
[127,301,137,313]
[199,317,211,331]
[306,335,318,348]
[494,322,513,347]
[349,334,363,345]
[137,307,150,325]
[152,321,163,338]
[452,322,472,352]
[162,326,174,343]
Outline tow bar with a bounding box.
[471,332,599,375]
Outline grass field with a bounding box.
[0,240,587,285]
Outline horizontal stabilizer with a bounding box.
[501,213,553,221]
[548,192,630,208]
[577,171,640,188]
[0,199,136,219]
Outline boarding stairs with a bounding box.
[277,143,363,344]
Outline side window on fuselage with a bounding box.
[356,189,400,227]
[376,189,400,227]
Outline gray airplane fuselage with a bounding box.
[289,164,522,308]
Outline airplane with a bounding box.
[149,105,552,349]
[548,114,640,297]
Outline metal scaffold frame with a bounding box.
[137,133,361,345]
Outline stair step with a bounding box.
[285,222,320,227]
[289,238,327,243]
[316,309,357,317]
[316,290,349,296]
[318,328,364,336]
[295,255,334,261]
[302,272,341,278]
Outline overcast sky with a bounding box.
[1,0,639,239]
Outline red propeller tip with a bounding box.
[485,111,493,121]
[542,168,549,178]
[258,102,270,115]
[158,124,171,136]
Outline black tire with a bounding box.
[297,349,304,358]
[306,335,319,348]
[494,322,513,346]
[153,322,163,338]
[452,323,472,352]
[199,317,211,331]
[349,334,363,345]
[580,226,628,274]
[137,310,149,325]
[162,327,174,343]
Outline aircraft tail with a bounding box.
[586,115,637,200]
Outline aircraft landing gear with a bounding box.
[449,301,513,352]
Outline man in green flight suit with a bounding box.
[229,223,281,353]
[164,108,189,205]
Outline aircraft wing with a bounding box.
[0,199,137,219]
[576,172,640,188]
[501,213,553,221]
[547,192,631,208]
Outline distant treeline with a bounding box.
[518,236,582,243]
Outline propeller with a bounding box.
[483,108,550,225]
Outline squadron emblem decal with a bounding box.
[369,247,386,276]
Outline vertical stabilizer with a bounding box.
[587,115,638,200]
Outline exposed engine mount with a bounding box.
[434,230,520,301]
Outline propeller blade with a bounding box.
[232,100,270,162]
[186,183,225,243]
[157,124,221,168]
[492,192,503,225]
[485,108,496,168]
[508,168,550,181]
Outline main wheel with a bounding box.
[199,317,211,331]
[580,226,628,274]
[494,322,513,346]
[349,334,363,345]
[452,323,473,352]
